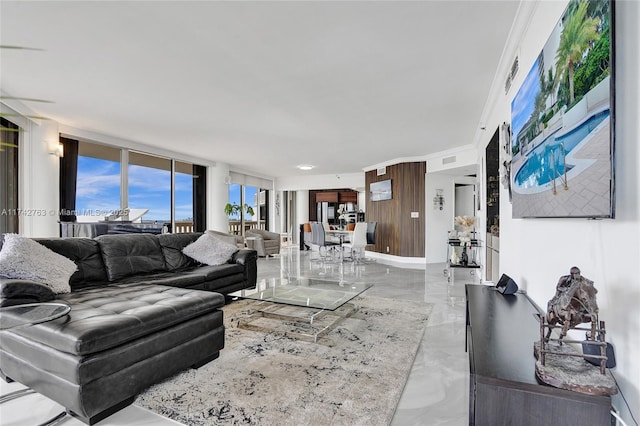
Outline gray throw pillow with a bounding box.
[183,233,239,266]
[0,234,77,294]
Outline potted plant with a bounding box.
[224,203,255,219]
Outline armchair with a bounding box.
[245,229,280,257]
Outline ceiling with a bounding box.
[1,1,519,179]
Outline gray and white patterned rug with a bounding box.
[134,296,433,426]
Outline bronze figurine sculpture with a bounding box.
[545,266,599,342]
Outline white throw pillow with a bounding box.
[183,233,239,266]
[0,234,77,294]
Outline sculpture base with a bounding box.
[533,341,617,396]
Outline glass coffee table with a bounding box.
[229,277,372,342]
[0,302,71,330]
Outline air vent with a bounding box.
[442,156,456,165]
[376,167,386,176]
[505,56,519,94]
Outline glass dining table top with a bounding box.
[0,303,71,330]
[229,277,373,311]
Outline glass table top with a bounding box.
[229,277,373,311]
[0,303,71,330]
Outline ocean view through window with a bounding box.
[76,143,121,218]
[73,141,204,233]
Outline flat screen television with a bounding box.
[509,0,615,219]
[370,179,392,201]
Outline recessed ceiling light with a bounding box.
[297,164,314,171]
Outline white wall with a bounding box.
[19,119,60,237]
[454,185,475,218]
[476,1,639,422]
[425,145,477,174]
[207,163,230,232]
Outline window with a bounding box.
[174,162,194,223]
[76,142,121,219]
[128,151,171,223]
[73,140,206,233]
[227,183,268,235]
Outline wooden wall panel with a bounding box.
[338,191,357,203]
[365,162,426,257]
[315,191,338,202]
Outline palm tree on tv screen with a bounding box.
[555,0,600,105]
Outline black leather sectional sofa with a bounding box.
[0,232,257,424]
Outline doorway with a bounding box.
[425,165,477,264]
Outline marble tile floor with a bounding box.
[0,249,475,426]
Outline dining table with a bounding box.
[325,229,352,262]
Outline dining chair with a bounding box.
[302,222,313,250]
[322,222,340,243]
[342,222,368,262]
[311,222,339,261]
[343,223,355,242]
[366,221,377,245]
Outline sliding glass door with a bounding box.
[75,142,122,220]
[72,140,206,234]
[128,151,172,227]
[227,184,269,235]
[0,118,19,234]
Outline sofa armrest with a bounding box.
[231,249,257,265]
[231,249,258,287]
[0,277,56,307]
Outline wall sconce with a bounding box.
[49,143,64,158]
[433,189,445,210]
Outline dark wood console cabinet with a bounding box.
[465,284,611,425]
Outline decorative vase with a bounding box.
[450,249,459,265]
[461,246,469,266]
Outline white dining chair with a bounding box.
[342,222,368,262]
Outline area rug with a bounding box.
[134,296,433,426]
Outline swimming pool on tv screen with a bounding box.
[515,109,609,189]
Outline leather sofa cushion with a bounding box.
[194,264,245,281]
[36,238,108,289]
[7,284,225,355]
[157,232,202,270]
[115,270,207,288]
[96,234,167,281]
[116,262,243,286]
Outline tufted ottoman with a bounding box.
[0,283,225,424]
